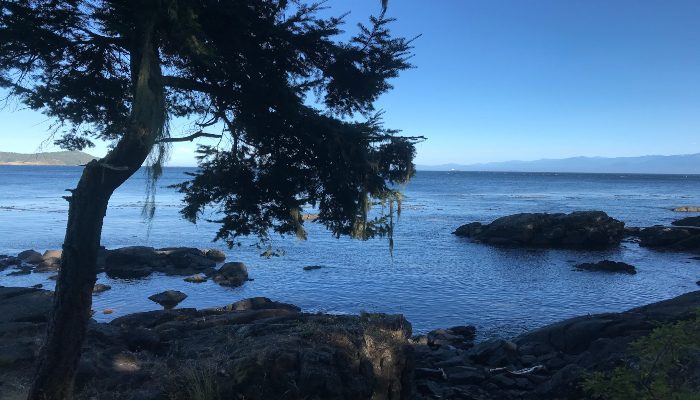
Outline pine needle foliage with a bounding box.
[0,0,421,249]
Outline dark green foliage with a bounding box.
[582,310,700,400]
[0,0,419,248]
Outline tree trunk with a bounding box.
[27,9,165,400]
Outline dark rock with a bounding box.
[148,290,188,309]
[17,250,42,264]
[103,246,219,279]
[7,267,31,276]
[0,287,52,323]
[31,284,43,289]
[467,339,518,367]
[0,256,20,269]
[93,283,111,294]
[303,265,323,271]
[453,211,625,249]
[213,262,249,287]
[415,367,446,380]
[624,226,641,236]
[445,366,486,384]
[218,297,301,312]
[426,325,476,350]
[574,260,637,274]
[638,225,700,251]
[673,216,700,227]
[104,246,156,278]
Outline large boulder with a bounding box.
[17,250,42,264]
[638,226,700,251]
[148,290,188,309]
[103,246,158,278]
[453,211,625,249]
[214,262,249,287]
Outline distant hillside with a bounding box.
[0,151,97,166]
[418,153,700,175]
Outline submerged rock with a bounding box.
[574,260,637,274]
[303,265,323,271]
[453,211,625,249]
[148,290,188,309]
[213,262,249,287]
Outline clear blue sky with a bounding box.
[1,0,699,166]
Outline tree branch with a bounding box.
[157,131,222,143]
[162,76,218,94]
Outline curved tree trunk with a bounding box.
[27,10,165,400]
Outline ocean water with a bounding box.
[1,166,699,338]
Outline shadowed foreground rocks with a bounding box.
[1,286,699,399]
[0,288,413,400]
[453,211,625,249]
[413,291,700,399]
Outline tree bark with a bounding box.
[27,8,165,400]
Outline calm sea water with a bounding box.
[1,166,699,338]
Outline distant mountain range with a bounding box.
[418,153,700,175]
[0,151,97,166]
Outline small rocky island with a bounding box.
[453,211,625,249]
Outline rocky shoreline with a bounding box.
[0,286,698,399]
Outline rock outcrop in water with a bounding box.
[574,260,637,274]
[453,211,625,249]
[636,225,700,251]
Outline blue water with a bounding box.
[1,166,699,338]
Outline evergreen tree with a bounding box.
[0,1,418,398]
